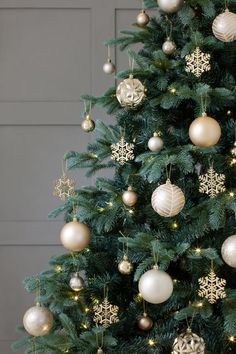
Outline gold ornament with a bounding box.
[60,217,91,252]
[162,37,177,55]
[185,47,211,78]
[212,9,236,42]
[116,74,146,108]
[93,297,119,328]
[136,10,150,27]
[151,179,185,217]
[199,166,226,198]
[111,137,135,165]
[69,272,84,291]
[118,254,133,275]
[81,114,95,132]
[137,312,153,331]
[221,235,236,268]
[157,0,184,13]
[172,328,205,354]
[23,303,53,337]
[97,348,104,354]
[122,186,138,207]
[198,269,226,304]
[189,113,221,147]
[53,173,75,201]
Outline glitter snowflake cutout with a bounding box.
[198,270,226,304]
[111,137,135,165]
[199,167,226,198]
[93,297,119,328]
[53,173,75,201]
[185,47,211,78]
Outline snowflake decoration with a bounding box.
[199,167,226,198]
[93,297,119,328]
[185,47,211,78]
[53,173,75,201]
[198,270,226,304]
[111,137,135,165]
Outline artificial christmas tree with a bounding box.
[13,0,236,353]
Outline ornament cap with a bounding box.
[153,264,159,270]
[202,112,207,117]
[85,114,92,120]
[72,216,77,222]
[166,178,171,184]
[123,254,128,261]
[234,141,236,147]
[129,74,134,79]
[128,186,133,191]
[153,132,158,137]
[36,302,41,307]
[186,327,192,333]
[143,312,148,317]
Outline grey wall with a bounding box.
[0,1,158,352]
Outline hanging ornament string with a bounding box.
[185,304,196,330]
[119,231,129,255]
[224,0,229,10]
[95,329,104,351]
[71,252,79,273]
[83,100,92,116]
[31,338,36,354]
[36,277,41,304]
[200,95,207,114]
[128,57,135,74]
[107,45,111,61]
[165,16,173,38]
[152,243,159,266]
[166,164,172,181]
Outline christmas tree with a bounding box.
[13,0,236,353]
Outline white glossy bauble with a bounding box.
[69,272,85,291]
[81,115,95,132]
[189,113,221,148]
[60,218,91,252]
[157,0,184,13]
[162,38,177,55]
[221,235,236,268]
[23,304,53,337]
[103,59,116,74]
[212,9,236,42]
[148,133,164,152]
[122,187,138,207]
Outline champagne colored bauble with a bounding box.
[136,10,150,27]
[60,218,91,252]
[221,235,236,268]
[69,272,85,291]
[103,59,116,74]
[81,114,95,132]
[157,0,184,13]
[151,179,185,217]
[148,133,164,152]
[23,303,53,337]
[138,265,173,304]
[212,9,236,42]
[162,38,177,55]
[137,312,153,331]
[122,186,138,207]
[116,74,146,108]
[118,254,133,275]
[97,348,104,354]
[172,328,205,354]
[189,113,221,148]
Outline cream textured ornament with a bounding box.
[172,328,205,354]
[111,137,135,165]
[93,297,119,328]
[157,0,184,13]
[148,133,164,152]
[60,217,91,252]
[69,272,85,291]
[212,9,236,42]
[189,113,221,147]
[198,269,226,304]
[221,235,236,268]
[116,74,146,108]
[185,47,211,78]
[81,114,95,132]
[122,186,138,207]
[137,312,153,331]
[151,179,185,217]
[199,166,226,198]
[136,10,150,27]
[118,254,133,275]
[138,265,173,304]
[23,303,53,337]
[162,38,177,55]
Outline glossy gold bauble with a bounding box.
[116,74,146,108]
[60,218,91,252]
[212,9,236,42]
[221,235,236,268]
[122,186,138,207]
[189,113,221,148]
[69,272,85,291]
[23,303,53,337]
[81,114,95,132]
[148,133,164,152]
[138,312,153,331]
[136,10,150,27]
[118,254,133,275]
[151,179,185,217]
[103,59,116,74]
[157,0,184,13]
[162,38,177,55]
[138,265,173,304]
[172,328,205,354]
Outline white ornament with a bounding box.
[69,272,84,291]
[138,265,173,304]
[151,179,185,217]
[199,167,226,198]
[212,9,236,42]
[103,59,116,75]
[23,303,53,337]
[185,47,211,78]
[111,137,135,165]
[162,38,177,55]
[116,74,146,108]
[198,269,226,304]
[157,0,184,13]
[172,328,205,354]
[221,235,236,268]
[148,133,164,152]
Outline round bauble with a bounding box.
[151,179,185,218]
[157,0,184,13]
[136,10,150,27]
[172,328,205,354]
[221,235,236,268]
[81,114,95,132]
[162,38,177,55]
[103,59,116,74]
[137,312,153,331]
[148,133,164,152]
[60,218,91,252]
[138,265,173,304]
[189,113,221,148]
[118,254,133,275]
[122,186,138,207]
[116,74,146,108]
[23,303,53,337]
[69,272,85,291]
[212,9,236,42]
[97,348,104,354]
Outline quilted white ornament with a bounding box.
[212,9,236,42]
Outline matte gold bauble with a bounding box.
[103,59,116,74]
[69,272,85,291]
[81,114,95,132]
[221,235,236,268]
[122,186,138,207]
[157,0,184,13]
[138,312,153,331]
[148,133,164,152]
[172,328,205,354]
[136,10,150,27]
[189,113,221,148]
[151,179,185,217]
[212,9,236,42]
[138,265,173,304]
[118,254,133,275]
[162,38,177,55]
[23,303,53,337]
[60,218,91,252]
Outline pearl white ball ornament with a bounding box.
[162,38,177,55]
[60,218,91,252]
[148,133,164,152]
[212,9,236,42]
[122,186,138,207]
[23,303,53,337]
[69,272,85,291]
[138,265,173,304]
[103,59,116,75]
[221,235,236,268]
[189,112,221,148]
[81,114,95,132]
[157,0,184,13]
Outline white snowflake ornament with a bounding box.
[93,297,119,328]
[185,47,211,78]
[198,269,226,304]
[111,137,135,165]
[199,166,226,198]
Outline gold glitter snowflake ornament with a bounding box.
[185,47,211,78]
[53,173,75,201]
[199,166,226,198]
[93,297,119,328]
[198,270,226,304]
[111,137,135,165]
